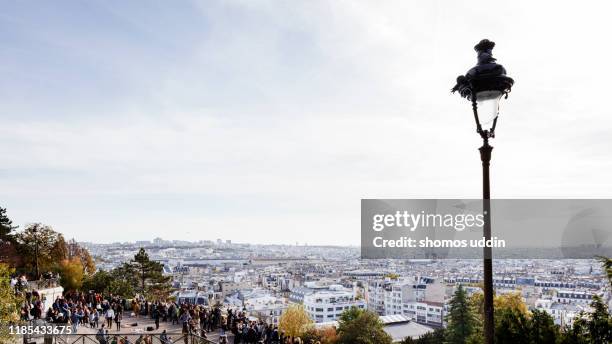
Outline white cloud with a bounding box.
[1,0,612,244]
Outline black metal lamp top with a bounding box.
[452,39,514,100]
[452,39,514,139]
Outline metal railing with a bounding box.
[21,332,216,344]
[50,333,216,344]
[29,278,61,290]
[16,320,217,344]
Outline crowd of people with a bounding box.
[168,302,316,344]
[43,292,125,333]
[16,286,321,344]
[92,299,319,344]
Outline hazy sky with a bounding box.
[2,1,612,245]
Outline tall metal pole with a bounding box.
[479,138,494,344]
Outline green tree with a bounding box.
[83,270,113,293]
[122,248,171,300]
[559,322,588,344]
[528,309,559,344]
[445,285,477,344]
[468,291,532,343]
[558,296,611,344]
[0,207,18,241]
[14,223,68,276]
[559,257,612,343]
[585,296,611,343]
[494,307,530,344]
[400,328,446,344]
[110,264,137,297]
[81,267,138,299]
[596,256,612,287]
[336,307,392,344]
[400,337,415,344]
[0,263,20,342]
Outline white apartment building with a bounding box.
[366,277,445,327]
[403,301,444,326]
[554,290,597,305]
[384,283,404,315]
[402,278,445,327]
[535,299,582,326]
[219,280,252,297]
[304,285,365,323]
[367,280,389,315]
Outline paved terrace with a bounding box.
[19,313,231,344]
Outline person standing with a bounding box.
[133,301,140,318]
[114,310,122,331]
[94,308,100,328]
[271,327,279,344]
[153,307,160,330]
[89,309,96,328]
[70,308,82,334]
[105,307,115,329]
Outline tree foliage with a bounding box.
[82,270,113,294]
[445,285,476,344]
[567,296,612,344]
[57,258,84,292]
[0,207,18,241]
[494,307,530,343]
[596,256,612,287]
[303,326,339,344]
[278,304,313,338]
[82,269,135,297]
[400,328,445,344]
[119,248,171,300]
[67,239,96,275]
[5,222,96,292]
[0,263,20,343]
[336,307,392,344]
[528,309,559,344]
[14,223,68,276]
[447,272,611,344]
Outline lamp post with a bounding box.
[452,39,514,344]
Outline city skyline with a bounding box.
[2,1,612,245]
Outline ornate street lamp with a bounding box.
[452,39,514,344]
